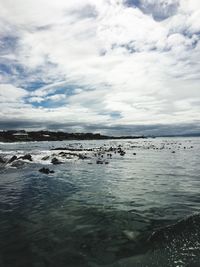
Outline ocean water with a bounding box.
[0,138,200,267]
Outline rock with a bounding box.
[7,155,18,164]
[123,230,140,241]
[19,154,32,161]
[51,157,62,165]
[148,213,200,244]
[186,264,200,267]
[172,151,175,153]
[0,156,6,164]
[59,151,67,156]
[39,167,54,174]
[59,151,79,159]
[120,151,126,156]
[117,148,122,153]
[133,153,137,155]
[41,155,50,160]
[96,160,103,164]
[11,160,26,168]
[78,154,89,160]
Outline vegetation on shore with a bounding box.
[0,130,146,142]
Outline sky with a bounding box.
[0,0,200,136]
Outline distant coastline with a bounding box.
[0,130,146,143]
[156,133,200,138]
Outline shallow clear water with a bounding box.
[0,138,200,267]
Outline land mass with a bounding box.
[0,130,146,143]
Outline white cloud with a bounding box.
[0,84,28,103]
[0,0,199,133]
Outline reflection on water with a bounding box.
[0,138,200,266]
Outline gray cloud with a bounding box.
[0,0,200,135]
[125,0,179,21]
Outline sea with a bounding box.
[0,137,200,267]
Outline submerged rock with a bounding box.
[51,157,62,165]
[11,160,27,168]
[123,230,140,241]
[39,167,54,174]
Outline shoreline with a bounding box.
[0,130,146,143]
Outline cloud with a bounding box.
[0,0,199,135]
[0,84,28,103]
[125,0,179,21]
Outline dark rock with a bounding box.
[59,151,66,156]
[39,167,54,174]
[117,148,122,153]
[133,153,137,155]
[19,154,32,161]
[41,155,50,160]
[51,157,62,165]
[78,154,89,160]
[7,155,18,164]
[148,213,200,244]
[120,151,126,156]
[186,263,200,267]
[96,160,104,164]
[0,156,6,164]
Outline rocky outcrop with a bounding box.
[11,160,27,168]
[19,154,32,161]
[51,157,62,165]
[39,167,54,174]
[148,213,200,244]
[0,156,6,164]
[7,155,18,164]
